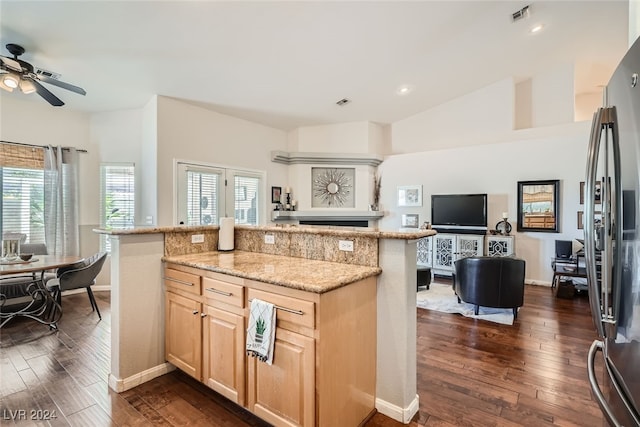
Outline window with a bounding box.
[100,163,135,251]
[232,172,260,225]
[1,143,45,244]
[185,166,224,226]
[177,162,263,226]
[1,168,45,244]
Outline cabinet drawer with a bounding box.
[203,277,244,308]
[247,289,315,330]
[164,267,201,295]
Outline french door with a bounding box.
[176,162,263,226]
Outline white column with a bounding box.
[108,233,173,392]
[375,238,418,423]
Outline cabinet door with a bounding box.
[202,305,245,405]
[433,234,455,272]
[456,235,484,259]
[487,236,514,257]
[417,236,432,267]
[248,328,315,427]
[165,292,202,380]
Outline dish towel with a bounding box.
[246,298,276,365]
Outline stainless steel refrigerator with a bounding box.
[586,35,640,426]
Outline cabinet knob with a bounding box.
[192,310,199,315]
[200,313,207,318]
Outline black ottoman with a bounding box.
[417,266,432,291]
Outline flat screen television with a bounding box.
[431,193,488,232]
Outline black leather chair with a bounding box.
[453,256,526,319]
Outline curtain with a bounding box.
[44,145,79,256]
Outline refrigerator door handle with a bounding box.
[588,340,622,427]
[589,340,640,427]
[585,108,606,338]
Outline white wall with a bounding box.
[155,96,288,226]
[140,96,158,225]
[288,121,384,155]
[391,79,515,154]
[383,113,591,284]
[531,63,575,127]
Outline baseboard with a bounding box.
[60,285,110,296]
[526,279,552,287]
[375,394,419,424]
[108,363,175,392]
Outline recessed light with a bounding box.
[530,24,543,33]
[396,84,414,96]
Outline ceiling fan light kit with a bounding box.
[0,43,86,106]
[2,73,19,89]
[19,78,35,94]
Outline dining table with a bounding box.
[0,254,84,329]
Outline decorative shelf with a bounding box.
[271,210,384,222]
[271,151,383,167]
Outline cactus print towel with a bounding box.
[246,298,276,364]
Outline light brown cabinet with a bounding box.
[202,305,245,404]
[164,262,377,427]
[164,268,202,380]
[164,266,246,405]
[247,288,316,426]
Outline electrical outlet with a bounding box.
[264,234,275,244]
[145,215,153,225]
[191,234,205,244]
[338,240,354,252]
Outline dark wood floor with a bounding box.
[0,285,604,426]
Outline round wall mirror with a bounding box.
[327,182,339,194]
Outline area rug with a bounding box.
[416,282,515,325]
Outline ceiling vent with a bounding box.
[511,5,530,22]
[34,67,61,80]
[336,98,350,106]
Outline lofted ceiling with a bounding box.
[0,1,630,131]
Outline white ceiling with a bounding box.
[0,1,630,131]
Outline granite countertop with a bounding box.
[95,224,437,240]
[163,250,382,293]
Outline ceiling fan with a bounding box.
[0,43,86,107]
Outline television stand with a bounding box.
[416,233,515,277]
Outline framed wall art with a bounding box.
[271,186,282,203]
[401,213,419,228]
[577,210,602,230]
[517,179,560,233]
[580,181,602,205]
[397,185,422,207]
[311,167,355,207]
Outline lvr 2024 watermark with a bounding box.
[2,409,58,420]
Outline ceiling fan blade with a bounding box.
[37,75,86,95]
[0,56,22,72]
[30,78,64,106]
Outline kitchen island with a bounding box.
[163,250,380,426]
[95,224,435,425]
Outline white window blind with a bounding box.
[100,163,135,252]
[187,170,220,226]
[1,167,45,244]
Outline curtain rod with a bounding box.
[0,139,88,153]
